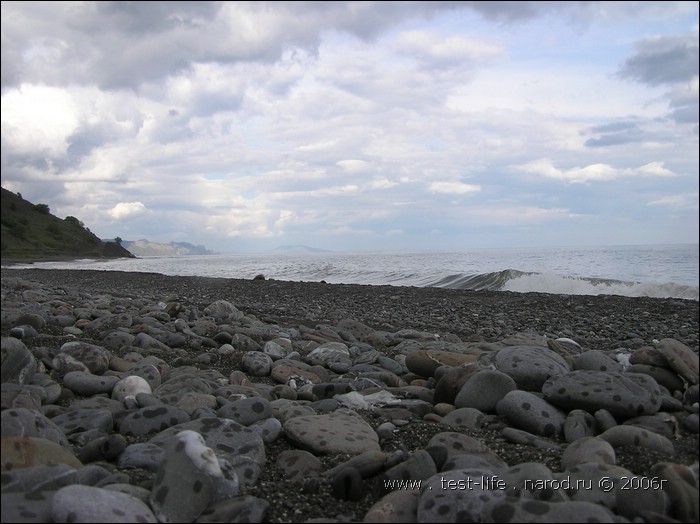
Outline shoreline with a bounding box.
[2,267,698,522]
[2,267,698,350]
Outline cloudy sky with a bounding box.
[1,1,698,253]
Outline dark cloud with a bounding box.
[669,104,700,124]
[583,121,644,146]
[588,121,639,134]
[0,1,602,92]
[618,34,699,86]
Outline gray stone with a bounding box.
[454,369,516,412]
[54,341,111,375]
[573,350,622,372]
[598,425,675,455]
[561,436,616,469]
[276,449,323,481]
[1,408,70,448]
[1,337,37,385]
[242,351,274,376]
[656,338,699,385]
[563,409,597,443]
[440,407,485,430]
[51,484,157,522]
[417,468,508,523]
[62,371,120,396]
[496,390,566,438]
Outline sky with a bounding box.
[1,1,698,253]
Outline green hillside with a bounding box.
[1,187,135,262]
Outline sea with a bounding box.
[4,243,698,301]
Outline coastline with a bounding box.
[2,268,698,522]
[3,268,698,350]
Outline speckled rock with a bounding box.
[119,405,191,437]
[306,342,353,373]
[149,430,235,523]
[217,396,273,426]
[283,408,380,455]
[54,341,111,375]
[541,370,662,419]
[242,351,274,376]
[148,417,266,486]
[495,345,570,391]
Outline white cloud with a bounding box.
[109,202,147,220]
[517,159,678,183]
[429,181,481,194]
[647,193,699,208]
[1,85,79,156]
[394,30,504,68]
[337,159,371,174]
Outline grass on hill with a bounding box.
[1,187,135,262]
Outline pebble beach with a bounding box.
[1,268,698,523]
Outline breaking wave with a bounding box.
[427,269,698,300]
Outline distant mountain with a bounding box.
[120,239,218,256]
[1,187,135,262]
[270,244,331,253]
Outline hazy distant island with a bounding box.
[269,244,332,254]
[118,239,218,257]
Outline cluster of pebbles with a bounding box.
[1,268,698,523]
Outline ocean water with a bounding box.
[4,244,698,301]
